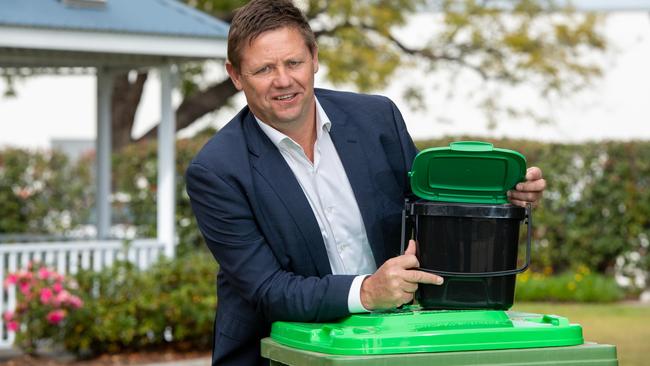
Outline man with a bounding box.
[186,1,546,365]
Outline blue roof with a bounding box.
[0,0,229,38]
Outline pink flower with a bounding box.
[16,270,33,281]
[40,287,53,304]
[3,311,13,322]
[46,309,66,325]
[51,290,66,307]
[18,282,31,296]
[7,321,19,332]
[38,267,52,280]
[16,188,31,200]
[3,274,17,288]
[68,295,84,309]
[52,282,63,293]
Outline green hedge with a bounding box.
[1,135,649,288]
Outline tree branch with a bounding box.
[136,78,239,142]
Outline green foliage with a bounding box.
[166,0,607,132]
[0,148,92,235]
[62,250,217,357]
[111,136,211,253]
[3,263,84,355]
[515,265,624,303]
[2,136,649,293]
[309,0,606,124]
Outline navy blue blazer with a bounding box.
[186,89,418,365]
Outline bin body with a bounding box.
[262,339,618,366]
[411,201,526,310]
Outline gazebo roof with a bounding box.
[0,0,229,69]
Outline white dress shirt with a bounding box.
[255,98,376,313]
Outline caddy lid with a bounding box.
[409,141,526,204]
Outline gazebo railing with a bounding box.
[0,238,165,349]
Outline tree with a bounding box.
[8,0,608,150]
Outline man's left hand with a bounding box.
[508,166,546,207]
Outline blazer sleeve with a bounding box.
[389,98,419,195]
[186,162,355,323]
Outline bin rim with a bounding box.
[408,200,526,219]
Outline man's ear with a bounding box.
[225,61,243,90]
[312,46,319,74]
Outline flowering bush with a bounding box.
[61,251,217,357]
[3,262,84,354]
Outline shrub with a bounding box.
[515,265,624,303]
[0,148,93,235]
[61,250,217,357]
[3,262,84,354]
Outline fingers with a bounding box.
[361,256,444,310]
[391,240,419,269]
[508,166,546,207]
[508,190,543,206]
[404,269,444,285]
[515,178,546,193]
[509,197,539,208]
[404,239,417,256]
[400,281,419,293]
[526,166,543,180]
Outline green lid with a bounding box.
[270,309,583,355]
[409,141,527,204]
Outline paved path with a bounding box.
[0,347,211,365]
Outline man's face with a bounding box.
[226,27,319,132]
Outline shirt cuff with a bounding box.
[347,274,371,313]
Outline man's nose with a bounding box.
[272,67,292,88]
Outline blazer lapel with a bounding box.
[322,101,387,266]
[243,114,332,276]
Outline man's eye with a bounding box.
[254,66,272,75]
[288,60,303,68]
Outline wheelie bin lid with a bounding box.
[270,309,583,355]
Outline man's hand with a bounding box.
[360,240,444,310]
[508,166,546,208]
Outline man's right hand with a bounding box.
[360,240,444,310]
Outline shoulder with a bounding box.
[315,88,394,111]
[315,88,404,133]
[187,107,251,178]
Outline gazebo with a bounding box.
[0,0,228,347]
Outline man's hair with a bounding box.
[227,0,317,71]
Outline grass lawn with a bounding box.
[512,302,650,366]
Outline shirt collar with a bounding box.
[255,97,331,150]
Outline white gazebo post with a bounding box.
[158,65,176,258]
[96,67,113,240]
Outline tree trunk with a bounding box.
[111,72,148,151]
[136,78,239,142]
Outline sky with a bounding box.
[0,11,649,150]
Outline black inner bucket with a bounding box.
[404,201,528,310]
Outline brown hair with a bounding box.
[227,0,317,71]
